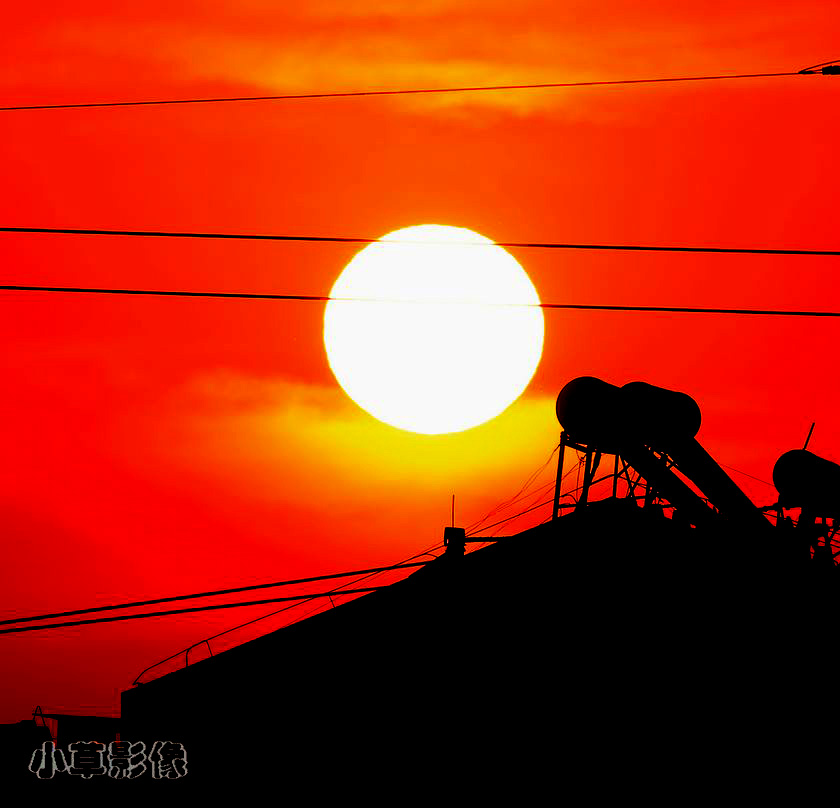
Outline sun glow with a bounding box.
[323,224,544,434]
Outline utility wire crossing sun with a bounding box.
[323,224,545,434]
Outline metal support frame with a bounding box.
[552,432,669,521]
[552,431,604,519]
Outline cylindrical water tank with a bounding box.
[555,376,623,452]
[620,381,702,449]
[773,449,840,513]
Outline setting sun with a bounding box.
[323,224,545,434]
[4,0,839,768]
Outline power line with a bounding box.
[538,304,840,318]
[3,284,840,318]
[466,474,556,534]
[466,463,634,538]
[466,495,556,537]
[0,561,428,627]
[720,463,777,488]
[2,226,840,257]
[0,284,329,303]
[0,587,384,635]
[0,68,821,113]
[133,545,441,684]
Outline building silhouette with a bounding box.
[6,377,836,793]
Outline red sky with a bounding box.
[1,1,839,722]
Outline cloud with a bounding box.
[150,370,560,509]
[5,1,834,121]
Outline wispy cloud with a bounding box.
[7,1,831,116]
[151,370,559,507]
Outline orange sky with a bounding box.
[1,1,839,722]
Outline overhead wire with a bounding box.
[468,461,650,542]
[132,540,445,683]
[720,463,777,488]
[0,67,825,113]
[487,479,560,534]
[2,226,840,257]
[0,546,443,640]
[465,444,559,533]
[4,284,840,319]
[492,477,558,522]
[468,495,561,540]
[0,560,429,627]
[467,460,582,539]
[466,480,560,552]
[0,587,389,635]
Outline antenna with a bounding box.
[451,494,455,527]
[804,422,816,450]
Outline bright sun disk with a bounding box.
[323,224,544,435]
